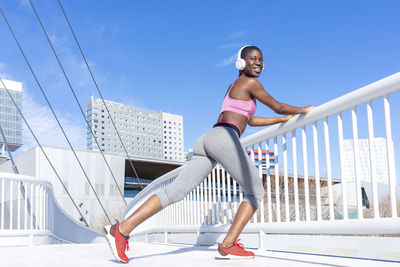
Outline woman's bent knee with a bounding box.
[243,187,264,209]
[156,187,188,208]
[243,195,261,209]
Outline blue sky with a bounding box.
[1,0,400,181]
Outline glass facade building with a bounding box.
[0,79,23,153]
[86,97,184,161]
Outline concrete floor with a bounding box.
[1,242,399,267]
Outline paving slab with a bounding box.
[1,242,399,267]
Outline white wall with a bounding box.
[0,145,127,227]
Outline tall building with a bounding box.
[343,138,389,184]
[86,97,184,161]
[0,79,23,155]
[247,149,275,171]
[161,111,184,161]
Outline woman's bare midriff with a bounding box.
[217,111,248,133]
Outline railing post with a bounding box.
[216,164,222,224]
[351,108,363,219]
[250,145,257,223]
[274,136,281,222]
[301,126,311,221]
[324,118,335,220]
[17,180,21,230]
[258,229,265,250]
[282,133,289,222]
[337,113,349,220]
[212,167,217,224]
[227,173,232,223]
[366,102,379,219]
[292,130,299,222]
[266,140,273,223]
[10,179,13,229]
[383,95,398,218]
[1,178,4,230]
[258,142,265,224]
[221,168,227,224]
[313,122,322,221]
[164,231,168,243]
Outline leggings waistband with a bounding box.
[213,121,241,137]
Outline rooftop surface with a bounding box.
[1,242,399,267]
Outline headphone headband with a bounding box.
[237,45,251,60]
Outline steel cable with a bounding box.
[0,6,105,225]
[57,0,144,189]
[0,75,89,227]
[27,0,114,223]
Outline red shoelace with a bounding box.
[116,236,129,251]
[125,238,129,251]
[234,239,244,250]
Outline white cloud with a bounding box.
[18,0,29,8]
[217,54,237,67]
[0,62,12,79]
[19,88,86,153]
[220,43,242,49]
[229,31,247,39]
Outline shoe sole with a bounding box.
[215,250,255,260]
[103,225,129,263]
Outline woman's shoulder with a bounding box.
[235,77,263,89]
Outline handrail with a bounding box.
[0,172,103,245]
[125,72,400,237]
[0,172,52,186]
[241,72,400,147]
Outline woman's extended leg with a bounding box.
[202,126,264,257]
[104,134,216,263]
[221,201,257,248]
[119,152,216,235]
[119,194,162,236]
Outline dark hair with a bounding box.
[240,45,262,59]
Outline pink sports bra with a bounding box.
[220,83,257,119]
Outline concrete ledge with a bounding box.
[133,231,400,261]
[0,230,65,246]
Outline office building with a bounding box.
[0,79,23,155]
[247,149,275,171]
[86,97,184,161]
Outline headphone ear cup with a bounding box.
[235,58,246,70]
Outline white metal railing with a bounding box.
[125,73,400,239]
[0,173,49,232]
[0,172,102,245]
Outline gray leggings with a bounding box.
[156,126,264,209]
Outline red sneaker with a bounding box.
[104,223,130,263]
[215,239,255,259]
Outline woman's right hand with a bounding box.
[302,105,315,114]
[282,114,294,122]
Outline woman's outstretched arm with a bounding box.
[248,114,293,126]
[246,79,314,115]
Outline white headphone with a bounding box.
[235,45,264,71]
[235,45,250,70]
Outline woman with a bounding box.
[104,45,314,263]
